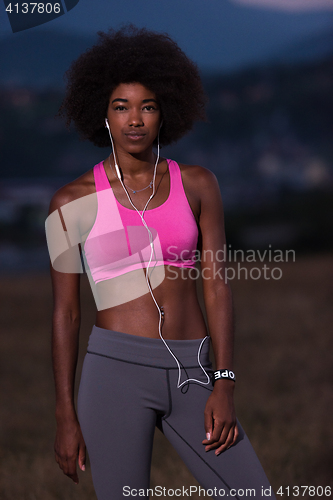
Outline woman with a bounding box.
[46,25,276,499]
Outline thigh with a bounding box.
[77,353,156,500]
[161,368,276,500]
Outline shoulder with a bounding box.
[178,162,218,187]
[176,162,220,199]
[175,161,224,225]
[48,167,96,216]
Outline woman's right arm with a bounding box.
[48,191,86,485]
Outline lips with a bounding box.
[125,132,146,140]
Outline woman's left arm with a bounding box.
[197,167,239,456]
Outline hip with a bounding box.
[85,324,212,369]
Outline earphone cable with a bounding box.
[105,119,211,388]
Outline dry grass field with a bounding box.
[0,254,332,499]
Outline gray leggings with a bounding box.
[77,326,275,499]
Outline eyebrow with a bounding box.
[111,98,158,104]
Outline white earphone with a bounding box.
[105,118,122,180]
[104,118,210,389]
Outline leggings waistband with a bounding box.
[87,325,212,369]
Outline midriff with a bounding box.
[95,266,207,340]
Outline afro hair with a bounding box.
[58,24,207,147]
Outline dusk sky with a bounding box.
[234,0,333,10]
[1,0,333,71]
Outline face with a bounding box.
[106,82,161,156]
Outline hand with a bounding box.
[54,416,86,484]
[202,381,239,456]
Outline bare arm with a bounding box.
[48,190,86,484]
[51,265,81,420]
[195,168,239,455]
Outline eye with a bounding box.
[114,105,127,111]
[143,105,158,111]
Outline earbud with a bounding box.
[105,118,122,181]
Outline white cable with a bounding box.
[105,119,211,388]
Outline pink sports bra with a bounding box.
[83,159,199,283]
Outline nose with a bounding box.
[128,108,144,127]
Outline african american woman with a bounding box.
[46,25,276,500]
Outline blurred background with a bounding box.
[0,0,332,498]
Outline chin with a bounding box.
[126,144,152,155]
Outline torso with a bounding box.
[59,157,208,340]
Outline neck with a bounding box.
[112,148,157,178]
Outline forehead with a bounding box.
[110,83,157,101]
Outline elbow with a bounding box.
[53,304,81,328]
[203,279,233,307]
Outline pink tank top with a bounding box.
[83,159,199,283]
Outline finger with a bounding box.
[78,444,86,471]
[215,425,236,455]
[202,408,213,444]
[55,452,67,472]
[202,431,213,444]
[69,472,79,485]
[227,423,239,448]
[67,468,79,484]
[214,423,232,453]
[64,456,79,484]
[225,423,239,451]
[56,458,78,483]
[205,421,224,451]
[55,449,79,483]
[202,430,213,444]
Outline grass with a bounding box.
[0,254,332,499]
